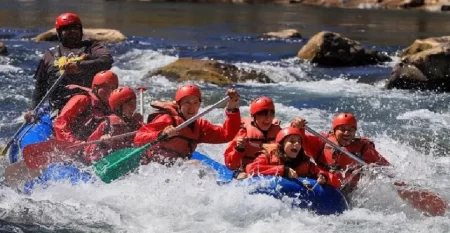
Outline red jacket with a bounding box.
[134,103,241,164]
[224,118,281,171]
[302,132,390,189]
[84,113,143,163]
[245,144,341,188]
[54,91,110,143]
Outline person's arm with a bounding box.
[53,95,90,142]
[31,53,51,109]
[197,109,241,144]
[246,153,285,177]
[77,42,113,71]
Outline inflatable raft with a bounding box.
[8,105,53,164]
[23,151,348,215]
[191,151,349,215]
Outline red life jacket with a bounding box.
[261,144,315,177]
[146,101,200,161]
[240,117,281,167]
[316,135,375,171]
[66,85,111,141]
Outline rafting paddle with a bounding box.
[93,96,231,183]
[1,72,66,158]
[304,125,448,216]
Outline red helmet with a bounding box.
[275,127,302,144]
[175,84,202,103]
[332,113,357,130]
[109,86,136,112]
[55,13,82,31]
[92,70,119,89]
[249,97,275,116]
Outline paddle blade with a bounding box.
[93,144,151,183]
[23,140,74,169]
[396,187,448,216]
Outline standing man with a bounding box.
[26,12,113,119]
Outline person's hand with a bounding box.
[317,174,327,185]
[287,168,298,178]
[100,134,112,140]
[62,62,80,74]
[226,88,240,109]
[161,125,178,138]
[290,117,307,130]
[235,137,246,150]
[23,110,35,122]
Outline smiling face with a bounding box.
[179,95,201,119]
[282,135,302,159]
[254,110,275,131]
[334,125,357,146]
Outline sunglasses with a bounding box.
[255,110,275,117]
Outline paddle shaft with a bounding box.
[68,131,138,149]
[304,125,367,166]
[1,72,66,157]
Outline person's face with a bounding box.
[334,125,357,146]
[59,24,82,45]
[254,110,275,131]
[179,96,201,119]
[283,135,302,159]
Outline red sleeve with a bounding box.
[53,95,90,142]
[134,114,173,146]
[84,121,107,163]
[245,154,284,177]
[223,128,247,170]
[362,144,391,166]
[302,133,326,160]
[197,109,241,144]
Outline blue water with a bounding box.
[0,1,450,232]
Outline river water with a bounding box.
[0,1,450,232]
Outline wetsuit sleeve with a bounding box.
[134,114,173,146]
[197,109,241,144]
[362,143,391,166]
[301,133,327,160]
[223,128,247,170]
[31,52,52,109]
[53,95,91,143]
[245,153,284,177]
[77,42,113,72]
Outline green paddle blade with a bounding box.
[93,144,151,183]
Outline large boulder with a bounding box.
[297,31,391,67]
[145,58,272,86]
[386,42,450,91]
[261,29,301,39]
[0,42,8,56]
[35,28,126,42]
[400,36,450,57]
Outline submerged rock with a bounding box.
[144,58,272,86]
[35,28,126,42]
[297,31,391,67]
[386,42,450,92]
[261,29,301,39]
[0,42,8,56]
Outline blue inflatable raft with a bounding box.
[8,105,53,163]
[23,151,348,215]
[191,152,349,215]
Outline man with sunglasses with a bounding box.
[25,12,113,120]
[224,96,303,173]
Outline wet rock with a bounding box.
[0,42,8,56]
[261,29,301,39]
[386,42,450,91]
[35,28,126,42]
[400,36,450,57]
[144,58,272,86]
[297,31,391,67]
